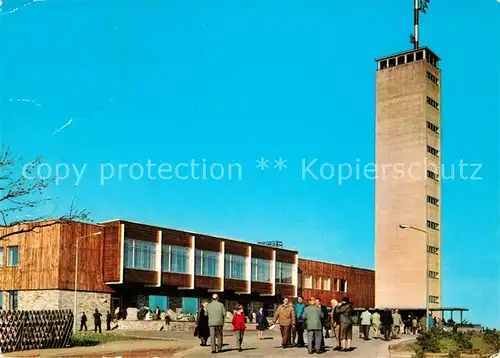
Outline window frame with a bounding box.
[251,258,271,283]
[224,253,246,280]
[275,261,293,285]
[124,238,156,271]
[195,249,220,277]
[7,246,19,267]
[162,244,190,274]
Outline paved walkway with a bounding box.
[174,330,403,358]
[3,329,413,357]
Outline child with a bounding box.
[232,304,246,352]
[256,306,268,340]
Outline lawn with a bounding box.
[70,332,145,347]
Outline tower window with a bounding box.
[429,295,439,303]
[427,145,439,157]
[427,170,439,181]
[427,121,439,133]
[427,96,440,110]
[427,246,439,254]
[427,195,439,206]
[427,220,439,230]
[427,71,439,85]
[428,271,439,279]
[416,51,424,60]
[388,58,396,67]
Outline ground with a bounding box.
[4,328,414,357]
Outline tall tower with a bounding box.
[374,1,441,310]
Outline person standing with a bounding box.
[80,312,88,331]
[195,301,210,346]
[330,299,341,350]
[293,296,306,347]
[256,306,268,340]
[360,308,372,340]
[371,309,381,339]
[380,308,393,341]
[315,298,327,350]
[93,309,102,334]
[106,311,112,331]
[232,304,246,352]
[273,297,296,348]
[336,297,353,352]
[206,294,226,354]
[303,297,324,355]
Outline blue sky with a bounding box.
[1,0,498,328]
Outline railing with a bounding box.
[0,310,74,353]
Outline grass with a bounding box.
[70,332,142,347]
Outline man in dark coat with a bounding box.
[106,311,112,331]
[80,312,88,331]
[380,308,393,341]
[93,309,102,333]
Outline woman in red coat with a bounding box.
[232,304,246,352]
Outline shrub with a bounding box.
[417,327,442,353]
[483,328,500,352]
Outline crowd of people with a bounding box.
[195,294,361,354]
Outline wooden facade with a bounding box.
[298,258,375,308]
[0,221,112,293]
[0,219,374,312]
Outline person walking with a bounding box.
[256,306,268,340]
[404,315,412,335]
[392,309,402,338]
[195,301,210,346]
[303,297,324,355]
[106,311,112,331]
[360,308,372,340]
[330,299,341,350]
[232,304,246,352]
[206,294,226,354]
[381,308,393,341]
[336,297,354,352]
[272,297,296,348]
[293,296,306,347]
[411,316,418,335]
[371,309,381,339]
[93,309,102,333]
[79,312,88,331]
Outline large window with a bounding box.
[323,277,331,291]
[225,254,246,280]
[314,276,322,290]
[303,275,312,289]
[7,246,19,267]
[275,261,293,284]
[195,249,219,277]
[162,245,189,273]
[124,239,156,271]
[251,258,271,282]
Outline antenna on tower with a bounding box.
[412,0,430,49]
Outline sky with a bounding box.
[0,0,498,328]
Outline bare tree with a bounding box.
[0,147,89,241]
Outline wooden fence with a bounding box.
[0,310,74,353]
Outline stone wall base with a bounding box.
[114,320,237,332]
[18,290,111,317]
